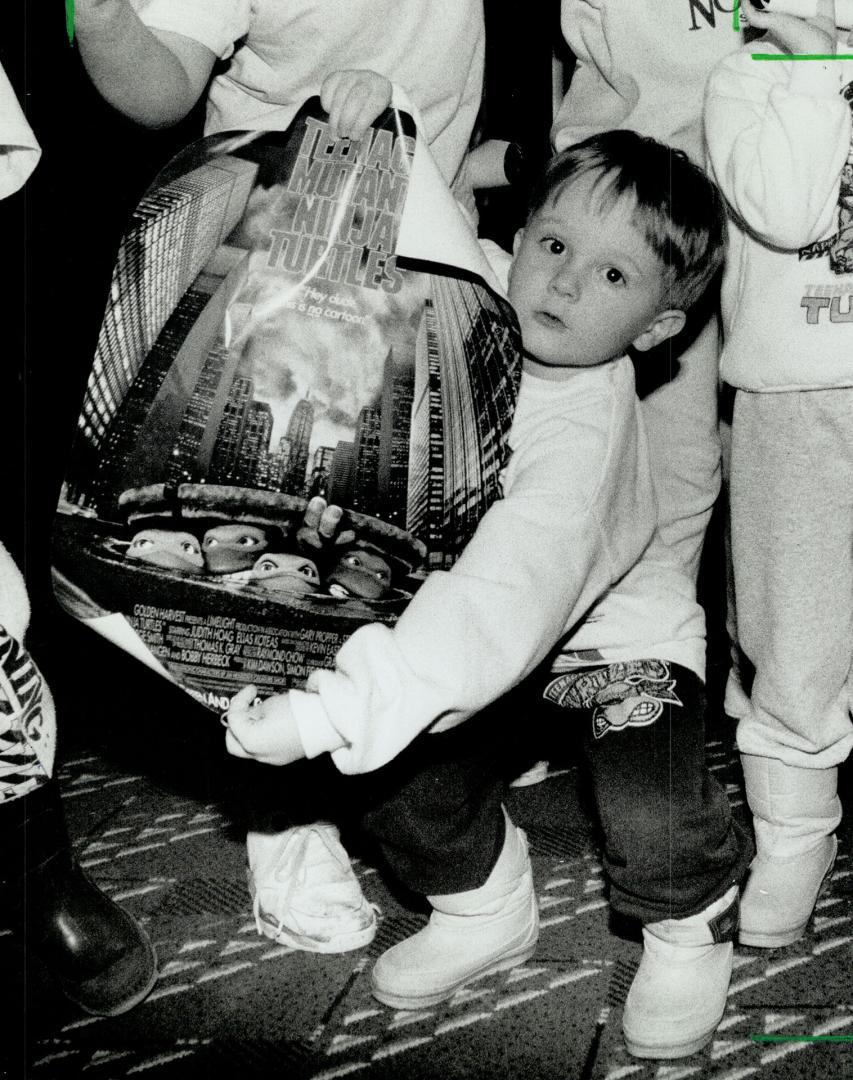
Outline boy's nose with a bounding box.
[550,262,579,297]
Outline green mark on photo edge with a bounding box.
[753,53,853,58]
[751,1035,853,1043]
[734,0,740,32]
[66,0,74,44]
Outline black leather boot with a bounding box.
[0,781,158,1015]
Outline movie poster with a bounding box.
[51,99,522,714]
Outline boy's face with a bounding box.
[507,172,684,376]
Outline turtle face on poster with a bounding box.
[126,529,205,574]
[249,553,321,595]
[327,547,393,601]
[202,525,270,574]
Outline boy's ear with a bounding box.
[512,228,525,256]
[631,309,686,353]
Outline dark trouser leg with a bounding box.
[231,705,507,898]
[550,661,752,924]
[356,707,507,896]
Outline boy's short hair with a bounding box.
[527,130,727,312]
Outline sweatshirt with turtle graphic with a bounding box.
[706,44,853,392]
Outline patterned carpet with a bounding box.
[5,629,851,1080]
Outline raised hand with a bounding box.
[320,69,393,140]
[742,0,838,55]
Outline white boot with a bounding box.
[371,812,538,1009]
[247,824,378,952]
[622,885,739,1059]
[739,755,840,948]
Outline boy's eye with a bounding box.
[604,267,625,285]
[540,237,564,255]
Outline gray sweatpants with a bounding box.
[730,388,853,769]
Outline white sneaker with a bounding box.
[247,824,378,952]
[622,885,739,1059]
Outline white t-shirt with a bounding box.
[132,0,484,186]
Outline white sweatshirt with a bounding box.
[285,240,706,774]
[131,0,483,188]
[705,46,853,391]
[553,0,742,162]
[291,358,658,774]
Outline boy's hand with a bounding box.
[321,70,393,140]
[741,0,837,54]
[223,685,306,766]
[296,496,356,552]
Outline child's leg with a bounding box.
[0,546,156,1015]
[730,389,853,945]
[237,704,515,957]
[360,711,538,1009]
[573,663,749,922]
[564,661,751,1058]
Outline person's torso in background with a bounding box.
[554,0,742,162]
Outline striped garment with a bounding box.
[0,625,52,801]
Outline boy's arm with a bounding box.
[552,0,638,150]
[75,0,217,127]
[279,412,653,776]
[705,5,851,248]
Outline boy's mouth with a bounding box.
[533,310,566,329]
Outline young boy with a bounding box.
[225,130,752,1060]
[503,1,748,790]
[705,0,852,949]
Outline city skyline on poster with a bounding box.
[52,104,522,708]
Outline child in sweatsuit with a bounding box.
[225,130,752,1060]
[704,0,852,949]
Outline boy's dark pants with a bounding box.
[539,661,754,922]
[244,662,752,924]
